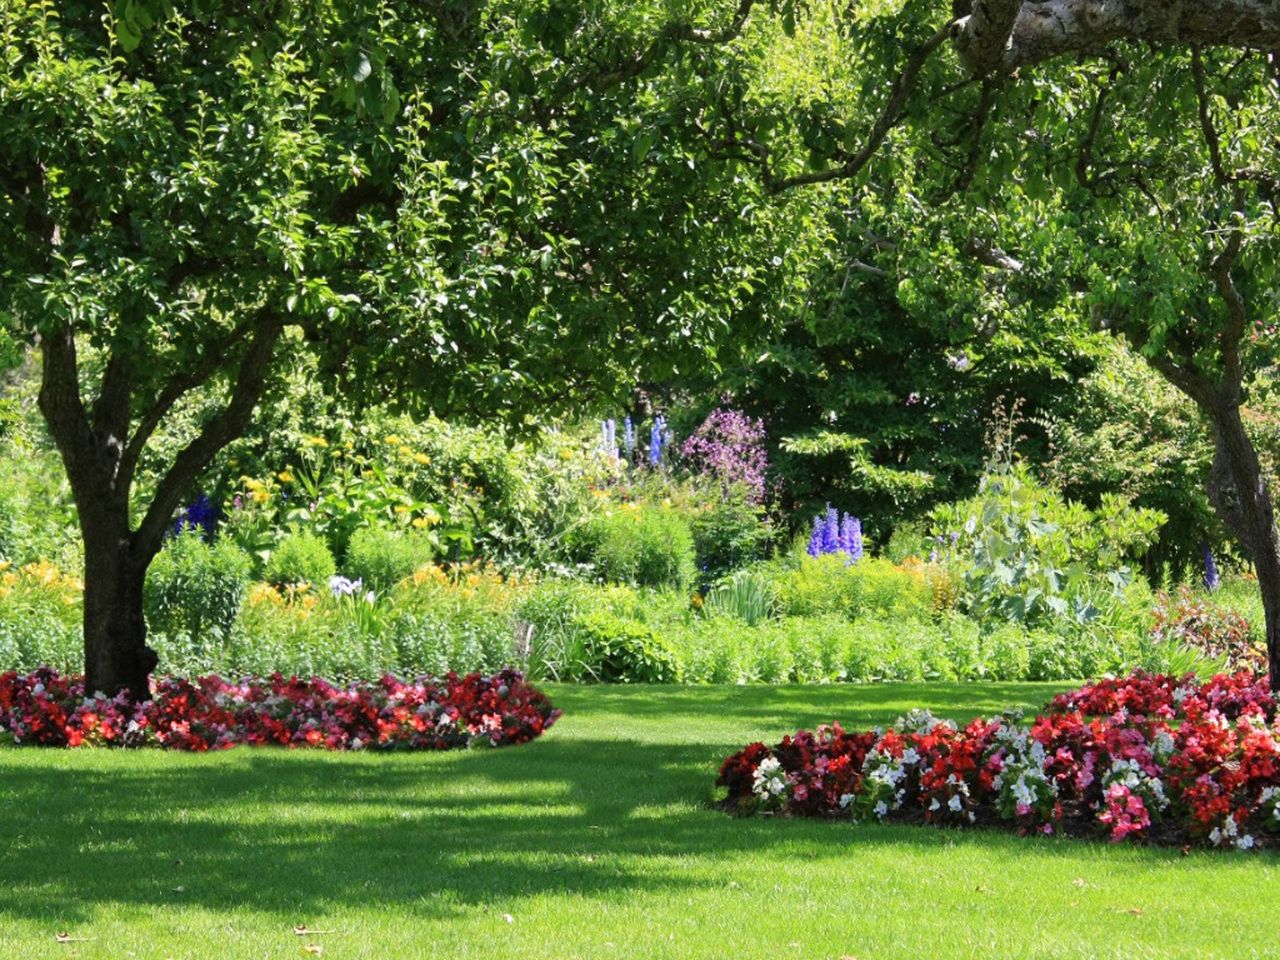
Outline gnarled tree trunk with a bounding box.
[81,518,158,700]
[36,315,283,700]
[1202,392,1280,690]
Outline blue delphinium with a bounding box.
[807,514,825,557]
[840,514,863,562]
[600,419,618,458]
[649,415,667,466]
[807,506,864,564]
[172,494,218,540]
[624,416,635,460]
[1202,543,1220,592]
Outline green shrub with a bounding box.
[773,555,932,620]
[145,531,252,640]
[573,611,679,683]
[345,525,437,592]
[582,505,697,591]
[690,492,772,585]
[264,531,336,589]
[931,463,1164,627]
[0,562,82,673]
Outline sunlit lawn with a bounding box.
[3,682,1278,959]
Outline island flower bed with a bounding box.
[0,667,559,751]
[718,671,1280,850]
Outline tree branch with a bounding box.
[36,323,100,511]
[959,0,1280,76]
[719,19,955,194]
[117,316,261,490]
[1192,47,1228,186]
[132,313,284,561]
[578,0,760,92]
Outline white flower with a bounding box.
[839,793,855,809]
[948,795,963,813]
[1237,834,1255,851]
[873,801,889,818]
[751,757,789,804]
[929,798,941,811]
[1209,828,1223,846]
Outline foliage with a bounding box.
[0,667,559,751]
[1046,341,1220,574]
[263,531,336,590]
[719,671,1280,849]
[344,525,437,593]
[689,489,774,586]
[932,463,1164,626]
[145,531,252,641]
[580,504,697,591]
[572,612,679,684]
[701,569,778,626]
[1151,587,1266,675]
[0,559,81,674]
[771,554,932,621]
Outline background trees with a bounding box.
[3,0,1279,689]
[0,0,818,696]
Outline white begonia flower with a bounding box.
[948,795,963,813]
[1237,835,1255,851]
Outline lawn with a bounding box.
[2,683,1278,960]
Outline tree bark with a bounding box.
[1201,391,1280,690]
[81,515,157,700]
[954,0,1280,76]
[37,314,283,699]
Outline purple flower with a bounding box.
[807,506,864,563]
[329,575,364,598]
[679,407,768,502]
[1201,544,1220,592]
[649,415,667,466]
[172,494,218,540]
[840,515,863,562]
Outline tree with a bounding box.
[0,0,816,697]
[636,0,1280,686]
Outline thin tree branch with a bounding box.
[132,313,284,561]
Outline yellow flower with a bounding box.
[397,445,413,458]
[385,434,403,445]
[394,504,410,514]
[413,453,432,466]
[0,560,9,572]
[304,435,329,448]
[412,517,428,529]
[251,489,269,504]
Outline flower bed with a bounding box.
[0,667,559,751]
[718,671,1280,850]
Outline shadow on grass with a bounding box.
[1,719,1262,930]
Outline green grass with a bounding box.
[2,683,1278,959]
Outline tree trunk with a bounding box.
[80,514,157,700]
[1202,392,1280,691]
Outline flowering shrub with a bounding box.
[0,667,559,751]
[679,408,768,502]
[1150,586,1265,674]
[717,670,1280,850]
